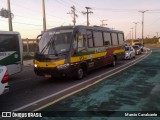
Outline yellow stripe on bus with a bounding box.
[113,49,125,54]
[34,59,65,68]
[70,52,107,63]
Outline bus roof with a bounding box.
[47,25,124,33]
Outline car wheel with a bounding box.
[77,67,84,80]
[133,55,136,58]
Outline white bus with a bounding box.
[0,31,23,75]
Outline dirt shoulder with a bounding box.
[146,43,160,47]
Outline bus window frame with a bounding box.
[93,30,104,47]
[86,30,94,48]
[103,32,112,46]
[118,33,124,45]
[111,32,119,46]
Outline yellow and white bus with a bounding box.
[34,25,125,79]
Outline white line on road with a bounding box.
[12,49,151,111]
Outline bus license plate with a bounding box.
[45,74,52,78]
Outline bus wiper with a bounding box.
[50,37,58,56]
[40,33,57,55]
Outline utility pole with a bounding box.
[100,20,107,26]
[129,31,132,40]
[67,6,78,27]
[133,22,138,39]
[156,32,159,38]
[139,10,148,42]
[82,7,93,26]
[7,0,13,31]
[130,27,134,40]
[42,0,46,32]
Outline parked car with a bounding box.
[132,45,141,55]
[125,46,135,59]
[134,42,144,52]
[0,66,9,95]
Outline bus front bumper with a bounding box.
[34,64,77,78]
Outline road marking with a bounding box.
[12,49,151,112]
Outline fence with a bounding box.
[23,39,37,57]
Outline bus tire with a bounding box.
[76,67,84,80]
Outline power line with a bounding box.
[0,19,42,27]
[93,7,160,12]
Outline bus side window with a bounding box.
[111,33,118,45]
[118,33,124,45]
[103,32,111,46]
[87,30,94,47]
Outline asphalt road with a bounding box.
[0,48,151,114]
[38,47,160,119]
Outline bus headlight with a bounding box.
[34,64,38,68]
[57,64,70,69]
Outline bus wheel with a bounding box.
[77,67,84,80]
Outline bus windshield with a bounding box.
[39,29,73,55]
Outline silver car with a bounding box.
[125,46,136,59]
[132,45,141,55]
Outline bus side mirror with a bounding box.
[36,34,42,43]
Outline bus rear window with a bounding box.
[0,34,19,52]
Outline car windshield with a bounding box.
[39,29,73,55]
[133,45,139,49]
[125,47,130,51]
[135,43,142,46]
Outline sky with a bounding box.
[0,0,160,39]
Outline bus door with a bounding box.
[0,33,23,75]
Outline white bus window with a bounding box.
[118,33,124,45]
[93,31,103,47]
[111,33,118,45]
[87,31,93,47]
[103,32,111,46]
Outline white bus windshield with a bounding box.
[39,29,73,55]
[0,34,19,52]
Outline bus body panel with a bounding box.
[0,31,23,75]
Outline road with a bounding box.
[38,47,160,119]
[0,47,151,114]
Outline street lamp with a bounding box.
[133,22,139,39]
[139,10,149,43]
[130,27,134,40]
